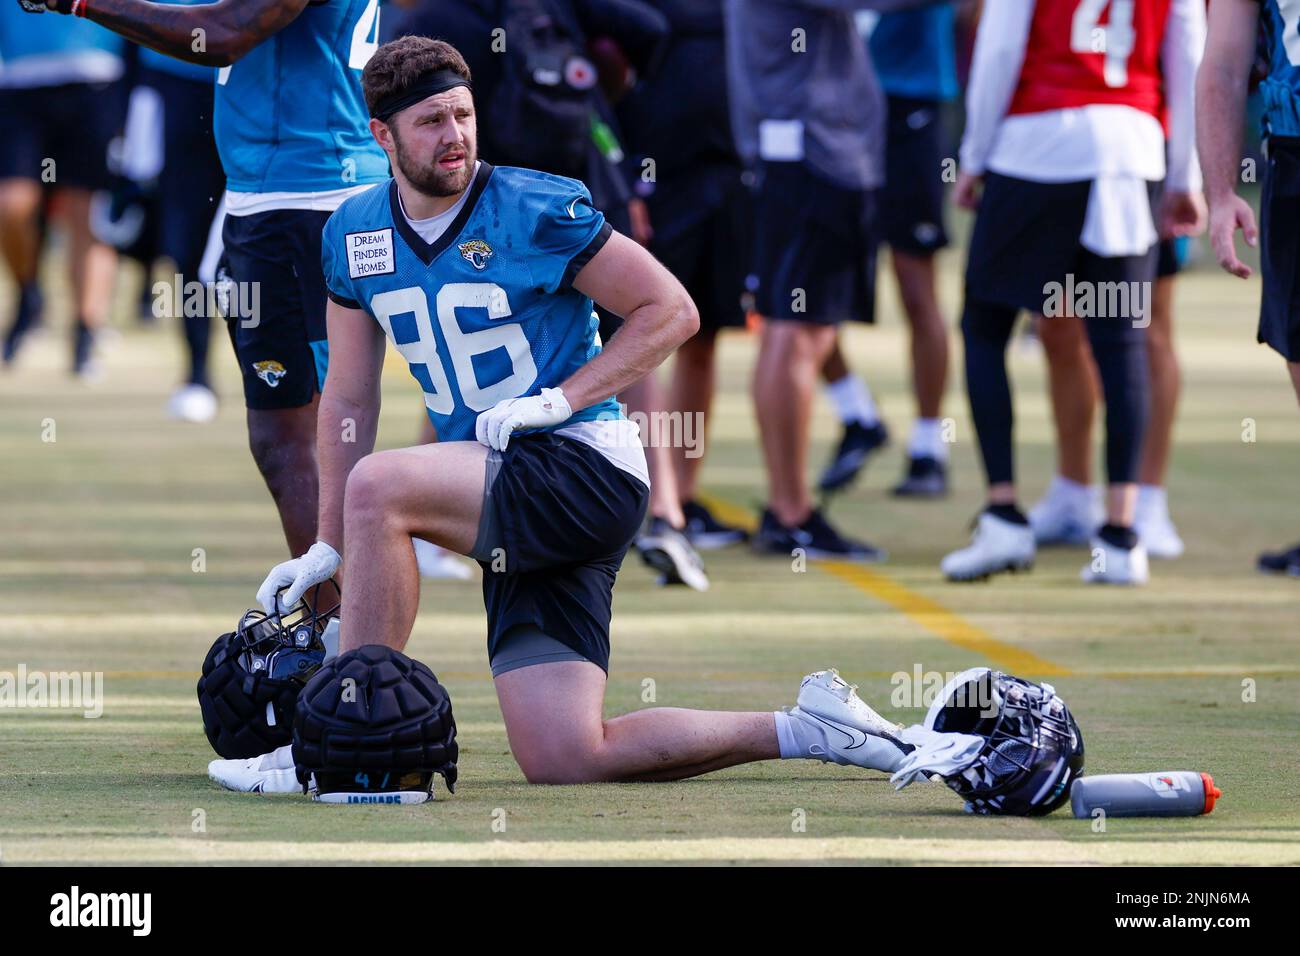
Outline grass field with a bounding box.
[2,240,1298,866]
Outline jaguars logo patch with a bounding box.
[458,239,493,271]
[253,360,287,388]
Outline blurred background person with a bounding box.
[0,7,126,377]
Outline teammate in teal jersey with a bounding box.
[204,37,961,796]
[1200,0,1300,574]
[17,0,388,570]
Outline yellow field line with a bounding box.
[4,834,1297,865]
[697,493,1070,678]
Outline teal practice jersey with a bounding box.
[1259,0,1300,139]
[214,0,389,192]
[321,163,623,440]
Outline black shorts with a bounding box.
[878,95,950,256]
[0,81,125,191]
[751,160,878,325]
[1259,138,1300,362]
[1156,238,1182,279]
[472,432,648,674]
[647,163,751,330]
[144,67,224,276]
[965,172,1158,316]
[221,208,332,410]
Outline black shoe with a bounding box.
[752,507,885,562]
[891,456,949,498]
[1257,542,1300,574]
[72,323,98,378]
[681,499,749,549]
[818,420,889,493]
[636,517,710,591]
[3,284,43,365]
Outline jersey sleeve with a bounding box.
[321,210,362,310]
[527,179,614,294]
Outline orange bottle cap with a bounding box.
[1200,772,1221,814]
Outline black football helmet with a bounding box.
[923,667,1084,816]
[197,583,339,759]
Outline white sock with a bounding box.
[908,418,947,461]
[825,375,879,426]
[1048,474,1092,504]
[773,710,830,761]
[256,744,295,771]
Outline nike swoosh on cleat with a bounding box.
[803,711,869,750]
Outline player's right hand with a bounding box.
[256,541,341,615]
[955,171,982,211]
[1208,193,1258,280]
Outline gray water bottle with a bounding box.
[1070,771,1221,818]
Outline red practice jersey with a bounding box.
[1008,0,1171,120]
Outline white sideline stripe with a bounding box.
[5,836,1299,865]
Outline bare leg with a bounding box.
[1039,314,1099,485]
[495,660,778,784]
[666,328,718,503]
[339,441,487,653]
[754,319,837,525]
[0,178,42,285]
[821,334,849,384]
[892,250,948,420]
[1138,276,1179,486]
[1291,361,1300,406]
[248,401,328,557]
[622,373,685,528]
[59,188,116,332]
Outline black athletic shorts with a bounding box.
[965,172,1158,317]
[647,162,751,330]
[1259,137,1300,362]
[0,80,125,190]
[471,432,648,675]
[878,95,950,256]
[751,160,878,325]
[221,208,332,409]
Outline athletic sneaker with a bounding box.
[1257,541,1300,574]
[891,456,948,498]
[1028,478,1102,546]
[2,284,43,365]
[681,499,749,549]
[636,517,710,591]
[1081,533,1149,585]
[818,420,889,493]
[1134,486,1184,559]
[72,323,99,379]
[785,669,914,772]
[941,510,1035,582]
[752,507,885,562]
[208,744,301,794]
[167,383,219,424]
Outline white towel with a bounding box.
[890,725,987,790]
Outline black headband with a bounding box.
[371,69,472,122]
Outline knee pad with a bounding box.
[197,589,337,759]
[292,645,458,804]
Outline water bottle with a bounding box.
[1070,772,1221,818]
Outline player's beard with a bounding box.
[394,133,477,199]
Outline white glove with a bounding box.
[474,387,572,451]
[889,724,988,790]
[256,541,341,615]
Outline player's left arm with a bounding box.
[1158,0,1208,238]
[19,0,311,67]
[564,231,700,413]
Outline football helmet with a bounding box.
[293,644,458,804]
[923,667,1084,816]
[197,583,338,759]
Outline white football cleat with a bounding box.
[208,744,302,794]
[413,537,474,580]
[1081,536,1149,585]
[787,669,914,773]
[635,518,710,592]
[1135,487,1184,559]
[1028,478,1102,546]
[941,513,1035,581]
[168,383,218,423]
